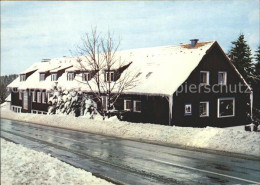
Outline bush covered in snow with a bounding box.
[48,87,99,119]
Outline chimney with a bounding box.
[190,39,199,47]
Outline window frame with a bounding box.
[51,73,58,81]
[42,92,46,104]
[20,74,26,82]
[199,101,209,117]
[19,91,23,100]
[37,92,41,103]
[105,71,115,82]
[184,103,192,116]
[217,97,235,118]
[39,73,45,81]
[124,99,132,111]
[218,71,227,85]
[32,91,36,102]
[67,72,75,81]
[82,72,90,81]
[133,100,141,113]
[200,71,210,85]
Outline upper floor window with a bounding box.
[136,72,142,78]
[40,73,45,81]
[200,71,209,85]
[146,72,152,79]
[199,101,209,117]
[51,73,57,81]
[20,75,26,81]
[217,98,235,118]
[82,72,90,81]
[105,71,114,82]
[124,99,132,111]
[67,73,74,81]
[133,100,141,112]
[218,72,227,85]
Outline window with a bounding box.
[40,73,45,81]
[133,100,141,112]
[136,72,142,78]
[37,92,41,103]
[184,104,192,116]
[23,91,28,110]
[105,71,115,82]
[102,96,108,111]
[218,98,235,118]
[200,71,209,85]
[124,100,132,111]
[20,75,26,81]
[218,72,227,85]
[13,88,18,92]
[42,92,46,104]
[51,73,57,81]
[199,102,209,117]
[146,72,152,79]
[82,72,90,81]
[67,73,74,81]
[19,91,22,100]
[32,91,36,102]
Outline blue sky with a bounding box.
[1,1,259,75]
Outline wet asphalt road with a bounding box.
[1,118,260,185]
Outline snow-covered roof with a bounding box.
[8,41,239,95]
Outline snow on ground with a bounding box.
[1,103,260,157]
[1,138,113,185]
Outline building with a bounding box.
[7,40,252,127]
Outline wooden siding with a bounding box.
[172,43,251,127]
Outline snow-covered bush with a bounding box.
[47,87,98,119]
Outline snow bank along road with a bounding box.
[1,138,112,185]
[1,119,260,185]
[1,106,260,158]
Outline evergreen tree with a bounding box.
[254,45,260,77]
[228,34,254,83]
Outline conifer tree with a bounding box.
[228,34,254,83]
[254,45,260,77]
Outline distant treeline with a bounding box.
[0,74,18,103]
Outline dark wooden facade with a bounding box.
[9,42,252,127]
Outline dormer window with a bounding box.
[67,72,74,81]
[105,71,114,82]
[200,71,209,85]
[20,74,26,81]
[136,72,142,78]
[218,72,227,85]
[146,72,152,79]
[82,72,90,81]
[40,73,45,81]
[51,73,57,81]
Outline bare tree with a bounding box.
[74,27,138,118]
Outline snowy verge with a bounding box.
[1,138,113,185]
[1,104,260,158]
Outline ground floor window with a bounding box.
[23,91,28,110]
[19,91,23,100]
[133,100,141,112]
[124,100,132,111]
[11,106,22,113]
[37,92,41,103]
[42,92,46,104]
[102,96,108,111]
[217,98,235,118]
[184,103,192,116]
[199,101,209,117]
